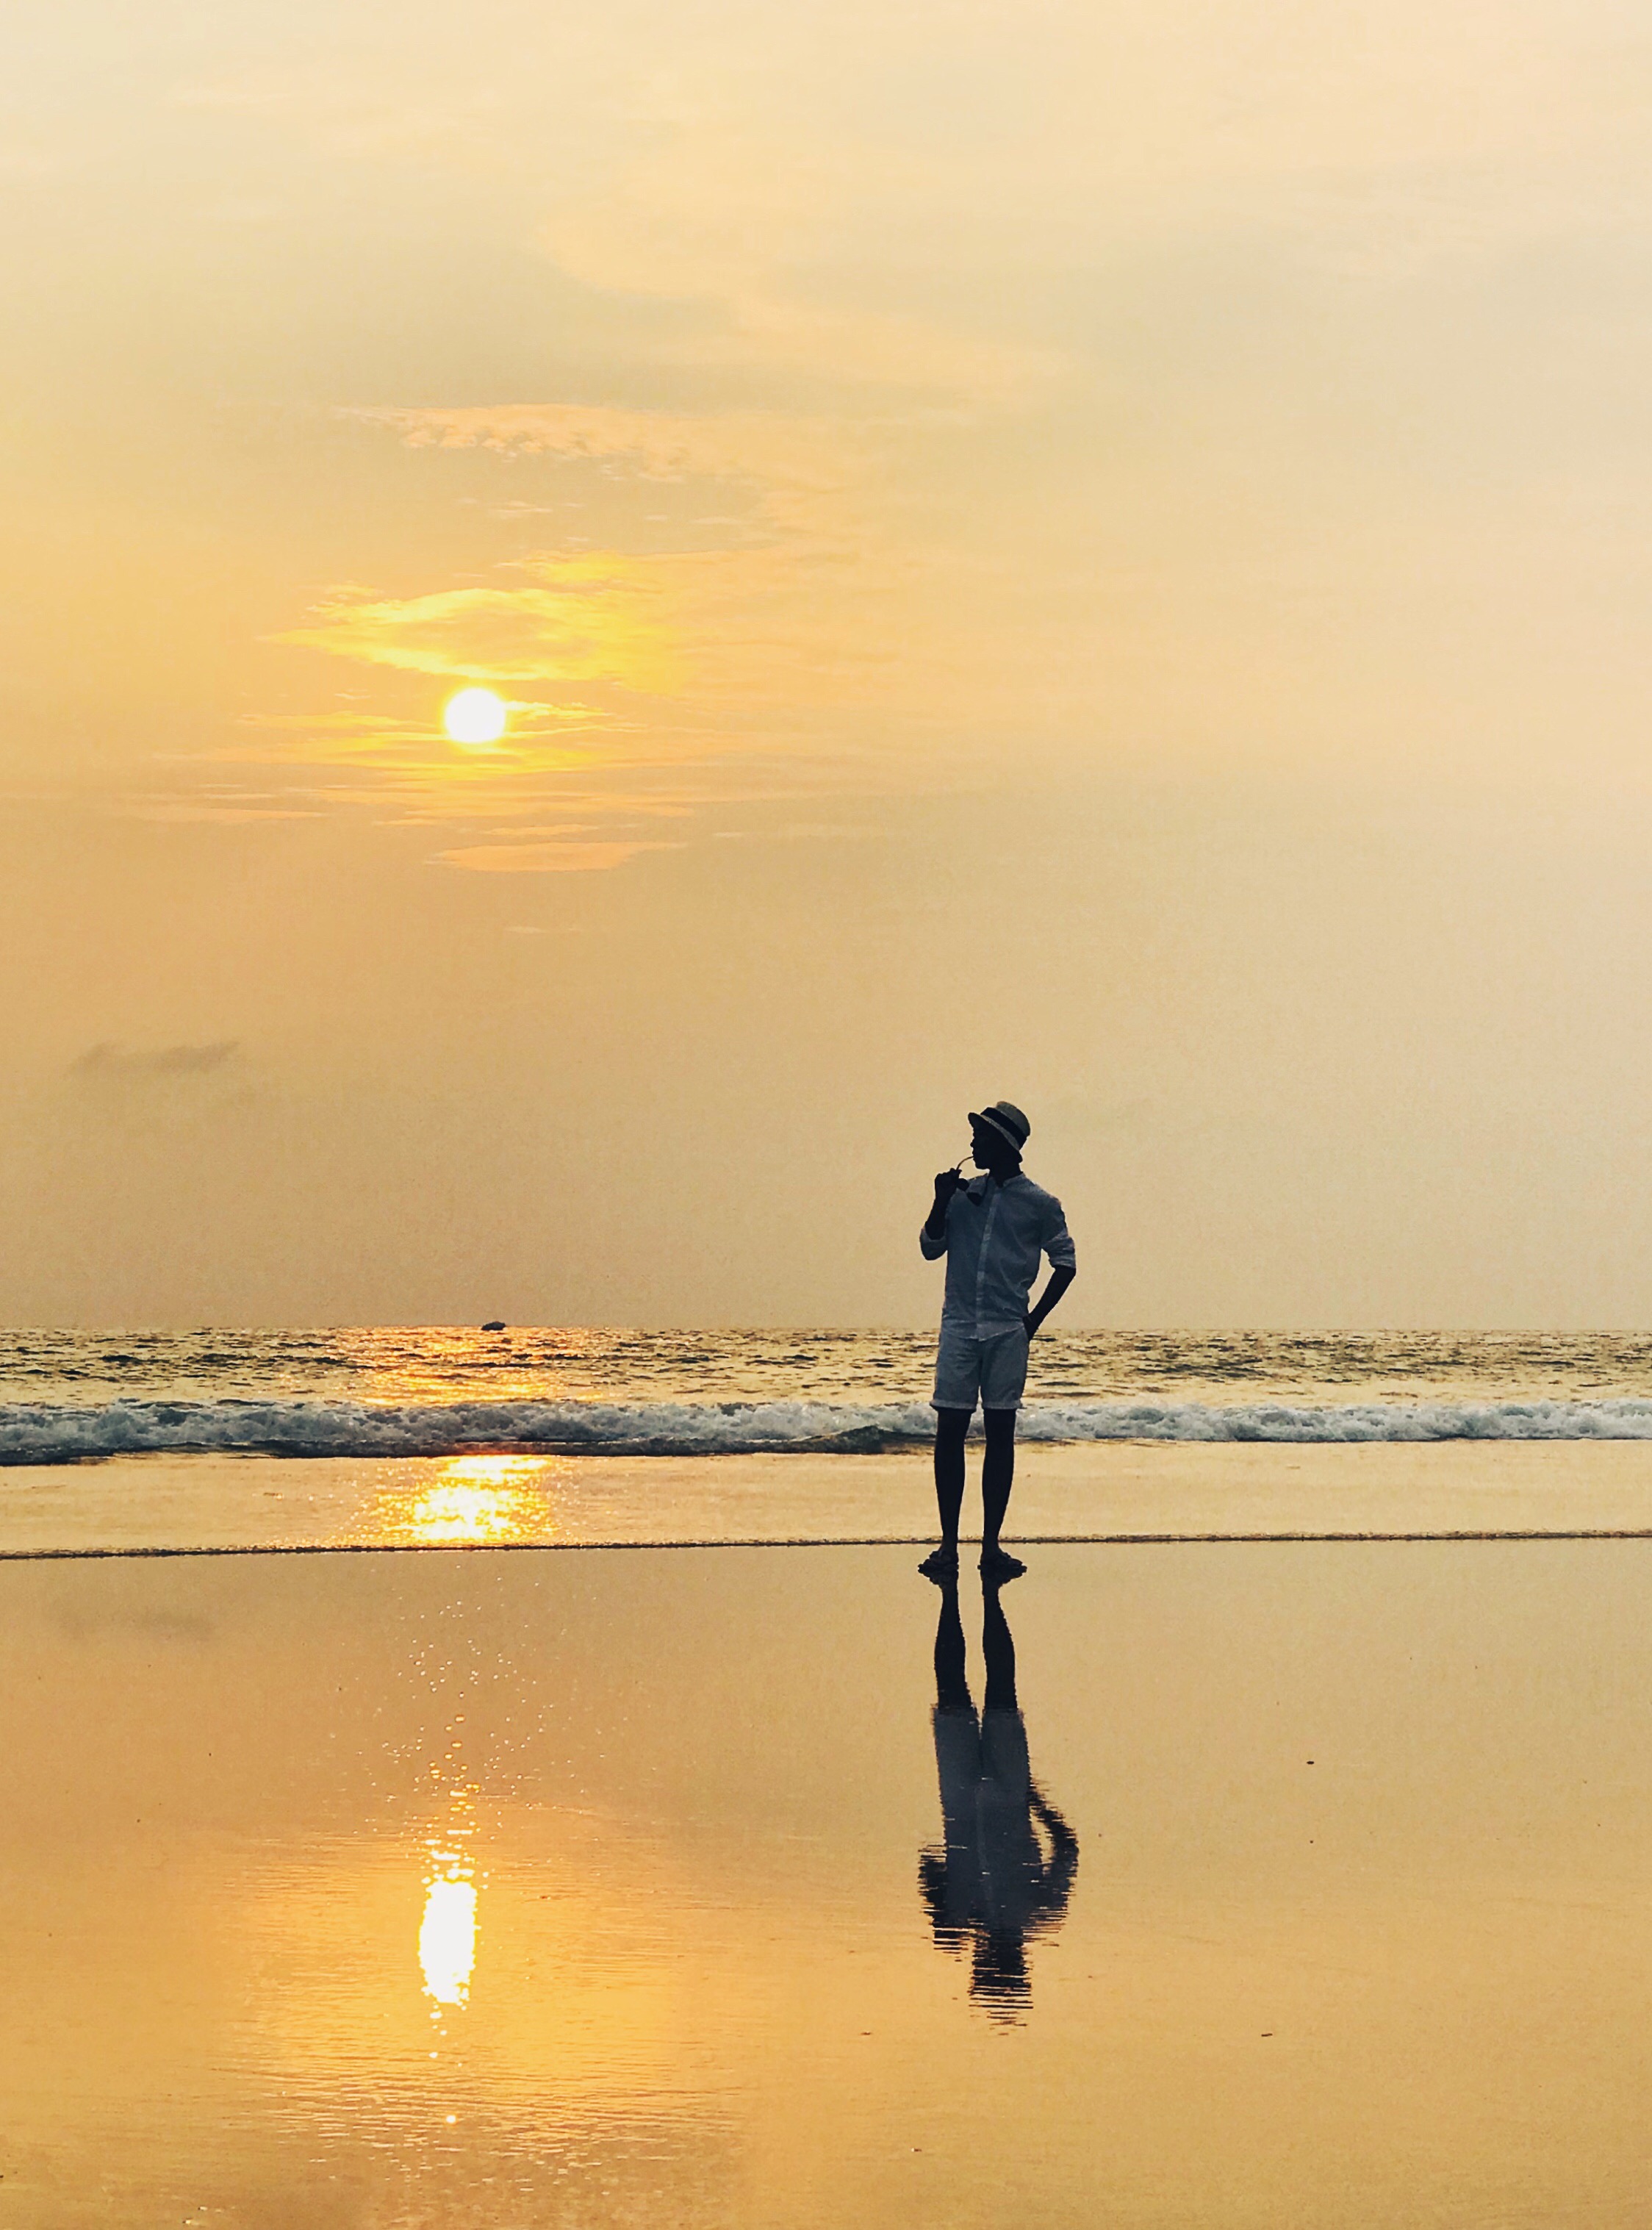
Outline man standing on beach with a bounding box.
[919,1101,1077,1579]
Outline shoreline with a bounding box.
[9,1521,1652,1560]
[2,1438,1651,1555]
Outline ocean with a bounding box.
[6,1325,1652,1462]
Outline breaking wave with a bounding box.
[6,1395,1652,1464]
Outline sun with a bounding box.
[443,687,509,747]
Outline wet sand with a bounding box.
[2,1538,1651,2225]
[2,1437,1651,1552]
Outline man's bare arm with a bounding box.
[1024,1265,1075,1338]
[922,1167,962,1252]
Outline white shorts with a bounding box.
[931,1324,1030,1413]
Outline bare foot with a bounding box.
[978,1546,1027,1582]
[919,1544,959,1580]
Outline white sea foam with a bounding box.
[6,1395,1652,1463]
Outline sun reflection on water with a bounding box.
[366,1452,566,1546]
[419,1871,478,2007]
[420,1739,481,2017]
[342,1324,609,1405]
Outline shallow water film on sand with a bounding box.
[5,1541,1652,2229]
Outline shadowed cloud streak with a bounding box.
[72,1043,242,1081]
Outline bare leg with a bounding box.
[927,1407,971,1566]
[980,1408,1017,1555]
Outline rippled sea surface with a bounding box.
[6,1327,1652,1466]
[7,1324,1652,1409]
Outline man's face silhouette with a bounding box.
[969,1116,1021,1178]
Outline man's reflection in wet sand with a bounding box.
[919,1571,1079,2019]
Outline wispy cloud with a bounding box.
[345,404,860,537]
[280,406,919,718]
[129,796,323,825]
[237,391,932,871]
[274,555,685,691]
[528,109,1066,405]
[434,833,680,874]
[73,1041,240,1080]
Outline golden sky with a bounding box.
[4,0,1652,1324]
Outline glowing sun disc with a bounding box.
[444,688,509,747]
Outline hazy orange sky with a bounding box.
[4,0,1652,1326]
